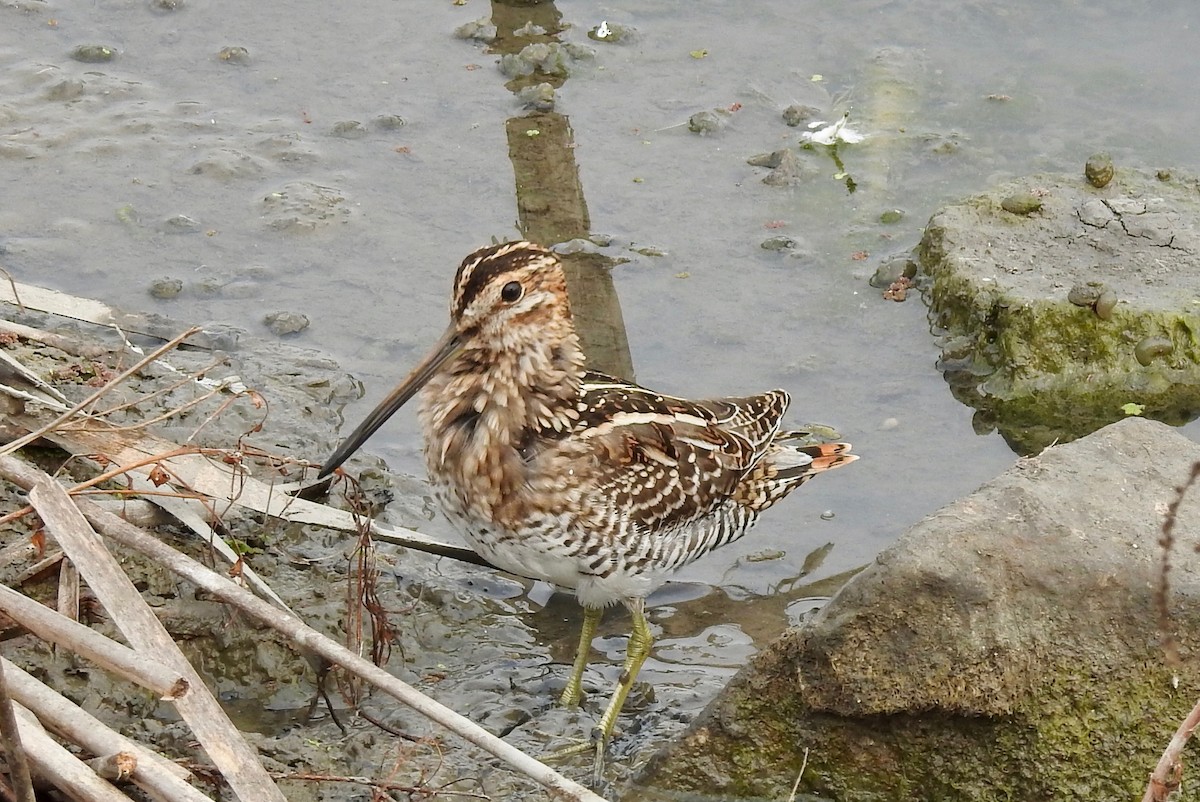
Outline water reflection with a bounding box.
[491,0,635,379]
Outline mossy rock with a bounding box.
[918,168,1200,453]
[633,419,1200,801]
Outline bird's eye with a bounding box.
[500,281,523,303]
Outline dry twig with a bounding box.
[0,658,36,802]
[3,657,210,802]
[0,457,609,802]
[28,475,287,802]
[1143,460,1200,801]
[1155,460,1200,665]
[10,703,130,802]
[0,583,188,699]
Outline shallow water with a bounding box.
[4,0,1200,794]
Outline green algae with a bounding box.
[636,634,1199,801]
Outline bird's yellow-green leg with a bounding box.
[560,605,602,707]
[594,597,653,743]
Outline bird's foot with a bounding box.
[541,728,611,787]
[543,738,592,762]
[590,725,610,787]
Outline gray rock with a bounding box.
[516,82,555,111]
[263,310,309,336]
[687,109,730,135]
[761,148,811,186]
[148,277,183,299]
[329,120,367,139]
[869,252,917,288]
[919,169,1200,452]
[637,417,1200,801]
[216,46,250,65]
[781,104,820,127]
[453,17,496,43]
[1086,152,1115,188]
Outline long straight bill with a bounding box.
[318,324,463,478]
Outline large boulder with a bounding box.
[919,168,1200,453]
[634,417,1200,801]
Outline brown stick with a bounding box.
[27,475,287,802]
[1142,696,1200,802]
[10,703,130,802]
[0,456,609,802]
[4,657,210,802]
[0,584,188,700]
[0,659,36,802]
[56,558,79,623]
[89,498,172,529]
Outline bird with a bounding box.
[318,241,856,756]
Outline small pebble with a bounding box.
[820,510,836,521]
[1000,193,1042,215]
[194,276,224,295]
[512,21,547,37]
[517,83,555,111]
[747,150,787,169]
[761,236,796,252]
[330,121,367,139]
[1094,290,1118,320]
[879,209,905,224]
[1134,336,1172,366]
[71,45,116,63]
[217,46,250,65]
[762,149,810,186]
[163,214,200,232]
[373,114,407,131]
[454,18,497,43]
[1067,282,1106,308]
[46,79,85,102]
[1084,152,1114,188]
[688,109,729,135]
[148,278,183,299]
[881,417,899,430]
[264,311,310,336]
[869,254,917,289]
[781,104,820,127]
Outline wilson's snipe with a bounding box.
[319,241,856,754]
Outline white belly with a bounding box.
[438,489,662,608]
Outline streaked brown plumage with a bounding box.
[319,241,856,759]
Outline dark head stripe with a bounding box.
[454,241,555,314]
